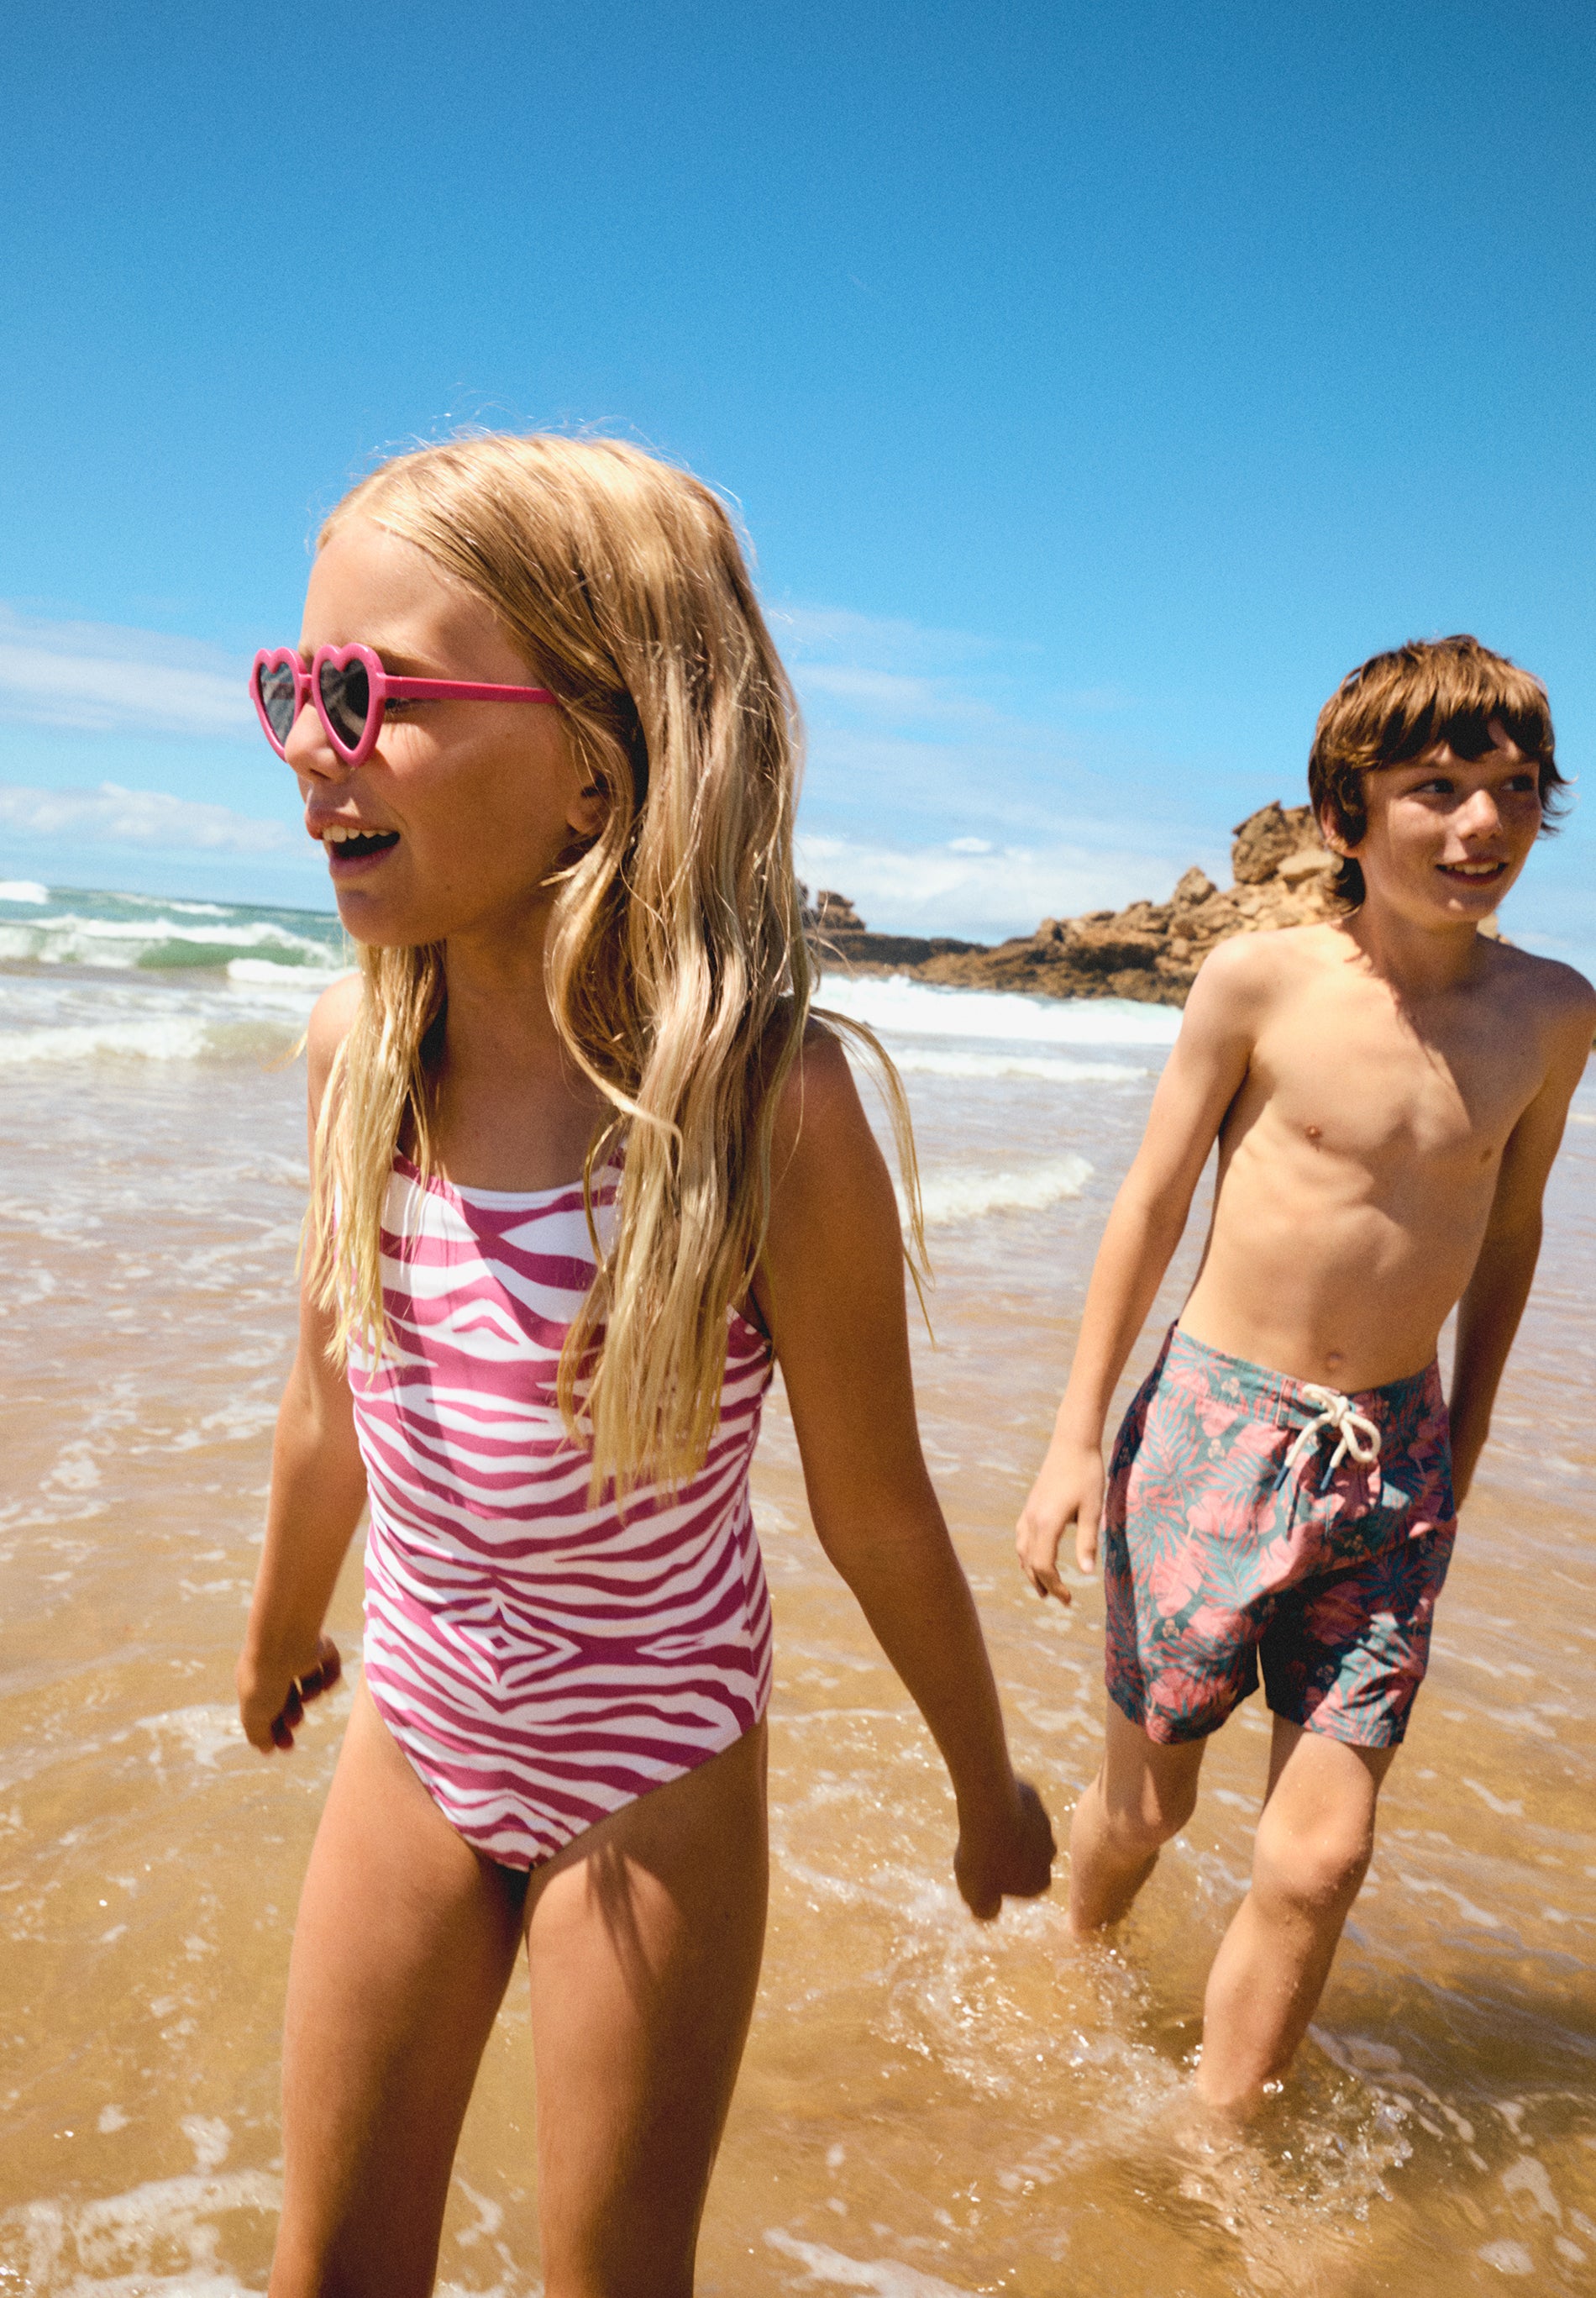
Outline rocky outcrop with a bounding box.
[1230,801,1320,883]
[805,887,986,970]
[807,802,1343,1006]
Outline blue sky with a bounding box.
[3,0,1593,954]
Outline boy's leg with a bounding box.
[270,1680,529,2298]
[525,1721,769,2298]
[1194,1716,1394,2111]
[1068,1700,1208,1934]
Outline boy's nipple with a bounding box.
[1305,1123,1323,1148]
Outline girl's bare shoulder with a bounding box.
[306,972,364,1104]
[764,1010,864,1172]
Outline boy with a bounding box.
[1016,634,1594,2112]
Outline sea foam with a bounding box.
[887,1045,1142,1084]
[0,885,345,977]
[0,911,337,970]
[817,971,1182,1048]
[913,1153,1093,1225]
[0,1017,218,1065]
[765,2229,974,2295]
[1,2169,277,2294]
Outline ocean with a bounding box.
[3,881,1594,2295]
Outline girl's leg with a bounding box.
[270,1681,528,2298]
[525,1721,769,2298]
[1068,1700,1208,1933]
[1194,1717,1394,2111]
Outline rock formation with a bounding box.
[804,887,986,971]
[807,801,1342,1006]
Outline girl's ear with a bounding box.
[567,780,608,843]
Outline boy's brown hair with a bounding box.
[1309,634,1565,906]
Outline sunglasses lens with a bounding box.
[318,659,371,752]
[257,664,299,746]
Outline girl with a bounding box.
[236,434,1053,2298]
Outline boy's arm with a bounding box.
[1449,987,1594,1504]
[1016,939,1260,1601]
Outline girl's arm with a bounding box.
[237,978,368,1754]
[752,1030,1053,1920]
[1016,943,1257,1601]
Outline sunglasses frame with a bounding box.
[251,643,558,768]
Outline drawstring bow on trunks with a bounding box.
[1282,1384,1383,1488]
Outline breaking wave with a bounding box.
[886,1044,1143,1084]
[817,971,1182,1049]
[914,1154,1093,1225]
[0,883,343,979]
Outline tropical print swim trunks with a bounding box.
[1103,1326,1456,1748]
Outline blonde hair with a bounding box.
[304,433,921,1490]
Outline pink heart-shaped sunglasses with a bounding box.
[251,644,557,769]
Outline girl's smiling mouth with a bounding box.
[316,821,402,868]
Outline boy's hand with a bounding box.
[953,1778,1057,1919]
[237,1633,342,1754]
[1016,1438,1105,1600]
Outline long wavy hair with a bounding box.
[303,433,922,1491]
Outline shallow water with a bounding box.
[3,890,1594,2294]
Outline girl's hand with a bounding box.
[237,1634,342,1754]
[954,1779,1057,1919]
[1016,1438,1105,1601]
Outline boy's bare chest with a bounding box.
[1253,986,1542,1167]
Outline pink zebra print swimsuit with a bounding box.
[347,1154,774,1869]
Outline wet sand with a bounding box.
[3,980,1593,2294]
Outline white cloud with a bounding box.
[772,602,998,674]
[0,606,253,739]
[795,661,1000,729]
[795,830,1194,943]
[0,781,294,854]
[777,602,1021,749]
[770,597,1247,959]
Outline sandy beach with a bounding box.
[3,885,1594,2295]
